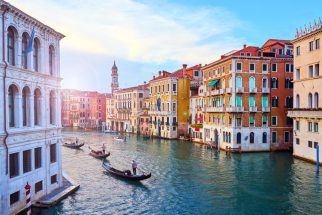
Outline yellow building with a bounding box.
[148,64,201,139]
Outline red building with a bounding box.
[61,89,109,128]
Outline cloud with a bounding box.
[8,0,245,91]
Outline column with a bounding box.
[29,94,35,127]
[17,95,23,128]
[16,36,22,68]
[41,95,46,127]
[27,50,34,71]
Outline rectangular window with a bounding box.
[308,141,313,148]
[296,120,300,130]
[10,191,20,205]
[296,69,300,80]
[278,48,283,55]
[236,96,242,107]
[167,84,169,92]
[262,96,268,107]
[308,122,313,132]
[296,138,300,145]
[50,144,57,163]
[249,96,255,107]
[51,174,57,184]
[296,46,300,56]
[250,63,255,72]
[315,64,320,77]
[23,150,32,173]
[272,132,277,143]
[314,122,319,132]
[262,64,268,72]
[309,41,314,51]
[35,181,43,193]
[272,116,277,126]
[236,62,242,71]
[194,70,199,77]
[250,114,255,127]
[272,63,277,72]
[229,64,232,71]
[284,132,290,143]
[286,64,291,72]
[314,142,319,149]
[309,65,313,78]
[173,83,177,92]
[172,103,176,112]
[173,126,176,131]
[262,114,268,126]
[9,152,19,178]
[316,39,320,49]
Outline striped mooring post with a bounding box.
[25,182,31,215]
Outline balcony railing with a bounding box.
[249,106,257,112]
[236,87,244,93]
[262,88,270,93]
[206,107,225,112]
[211,90,220,96]
[249,88,257,93]
[262,106,270,112]
[226,106,244,112]
[226,87,233,94]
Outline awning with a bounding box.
[208,79,219,87]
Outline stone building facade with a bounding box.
[0,1,64,214]
[202,40,293,151]
[288,19,322,164]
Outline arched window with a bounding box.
[250,132,255,144]
[314,93,319,109]
[22,33,29,69]
[236,76,242,88]
[34,88,41,126]
[223,131,226,142]
[262,132,267,143]
[237,132,241,144]
[33,38,40,71]
[7,27,16,66]
[262,77,268,88]
[49,90,56,125]
[272,96,279,107]
[8,84,19,127]
[49,45,55,76]
[296,94,300,108]
[249,77,255,89]
[308,93,313,109]
[22,86,31,127]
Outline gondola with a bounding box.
[102,162,151,181]
[63,142,84,149]
[89,148,110,159]
[114,136,126,142]
[104,129,117,134]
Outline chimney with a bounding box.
[182,64,187,76]
[243,44,247,49]
[153,75,155,79]
[158,71,161,76]
[144,81,146,84]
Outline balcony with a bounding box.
[226,87,233,94]
[172,122,178,126]
[220,88,226,94]
[249,88,257,93]
[226,106,244,112]
[249,106,257,112]
[206,107,225,112]
[211,90,220,96]
[262,106,270,112]
[262,88,270,93]
[236,87,244,93]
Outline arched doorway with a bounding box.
[214,129,219,148]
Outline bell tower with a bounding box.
[111,60,119,94]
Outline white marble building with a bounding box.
[0,1,64,214]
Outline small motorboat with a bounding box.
[102,162,151,181]
[104,129,117,134]
[63,142,84,149]
[114,136,126,142]
[89,148,110,159]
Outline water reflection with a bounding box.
[33,129,322,215]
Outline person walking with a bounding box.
[132,160,138,175]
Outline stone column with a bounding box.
[29,94,35,127]
[16,36,22,68]
[56,91,61,127]
[40,95,46,127]
[28,50,34,71]
[17,95,23,128]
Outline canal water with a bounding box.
[35,129,322,215]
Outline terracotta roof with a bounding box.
[150,64,201,82]
[261,39,292,48]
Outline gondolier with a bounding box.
[132,160,138,175]
[102,144,106,154]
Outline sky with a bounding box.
[8,0,322,93]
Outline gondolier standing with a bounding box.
[132,160,138,175]
[102,144,106,154]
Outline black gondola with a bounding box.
[89,148,110,159]
[102,162,151,181]
[63,142,84,149]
